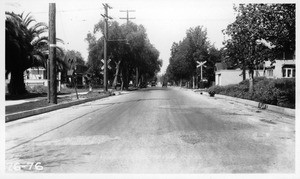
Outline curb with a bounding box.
[5,94,111,123]
[193,90,295,117]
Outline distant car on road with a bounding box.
[151,81,156,87]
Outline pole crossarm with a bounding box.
[102,3,112,9]
[119,9,136,23]
[101,14,113,20]
[119,17,136,20]
[120,10,135,12]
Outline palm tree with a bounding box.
[6,12,30,95]
[5,12,66,95]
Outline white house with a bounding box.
[24,67,48,86]
[264,59,295,78]
[215,69,264,86]
[6,67,62,88]
[215,59,295,86]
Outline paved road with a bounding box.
[5,87,295,173]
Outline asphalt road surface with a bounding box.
[5,86,295,173]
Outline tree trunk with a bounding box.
[135,67,139,87]
[8,70,27,95]
[112,60,121,89]
[120,68,129,90]
[120,71,124,91]
[192,76,195,89]
[242,61,246,81]
[249,77,253,94]
[249,69,254,94]
[123,68,129,90]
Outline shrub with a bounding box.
[208,88,216,96]
[252,78,278,105]
[207,85,223,94]
[26,85,48,94]
[210,78,295,109]
[217,84,249,99]
[274,78,295,108]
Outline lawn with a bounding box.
[5,91,109,115]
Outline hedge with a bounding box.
[208,77,295,109]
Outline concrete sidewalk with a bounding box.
[5,91,89,106]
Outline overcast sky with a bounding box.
[4,0,238,74]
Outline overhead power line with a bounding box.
[32,8,99,14]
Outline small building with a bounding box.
[24,67,48,86]
[215,59,295,86]
[215,68,264,86]
[5,67,62,89]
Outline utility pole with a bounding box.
[102,3,112,92]
[47,59,50,102]
[120,10,137,86]
[120,10,135,24]
[49,3,57,104]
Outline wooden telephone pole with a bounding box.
[49,3,57,104]
[120,10,137,86]
[102,3,112,92]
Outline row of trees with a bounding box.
[165,4,295,89]
[85,20,162,90]
[165,26,221,87]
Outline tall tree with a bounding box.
[166,26,218,86]
[223,4,295,81]
[6,12,40,94]
[64,50,85,68]
[5,12,66,95]
[86,20,162,89]
[85,32,103,85]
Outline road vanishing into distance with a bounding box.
[6,86,295,173]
